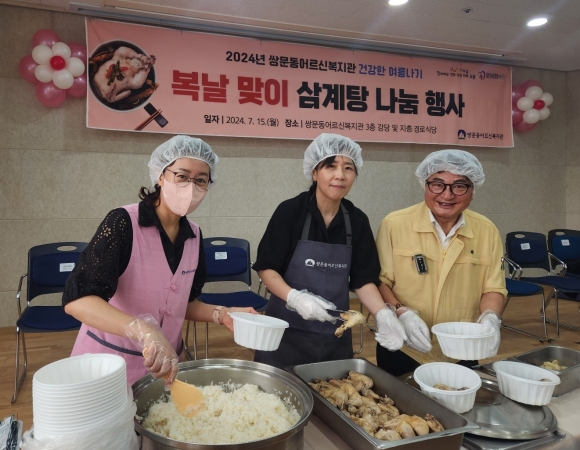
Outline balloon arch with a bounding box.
[512,80,553,133]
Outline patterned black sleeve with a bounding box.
[62,208,132,305]
[189,228,206,301]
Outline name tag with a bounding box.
[561,239,570,246]
[60,262,75,272]
[215,252,227,260]
[521,243,531,250]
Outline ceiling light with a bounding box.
[388,0,409,5]
[527,17,547,27]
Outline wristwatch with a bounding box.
[212,306,224,325]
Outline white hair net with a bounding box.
[415,149,485,189]
[303,133,363,180]
[148,135,218,186]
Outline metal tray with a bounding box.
[510,346,580,397]
[289,358,479,450]
[462,430,566,450]
[404,376,557,441]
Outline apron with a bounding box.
[71,204,200,385]
[254,204,353,369]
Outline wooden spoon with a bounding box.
[142,348,205,417]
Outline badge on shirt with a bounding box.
[413,254,428,275]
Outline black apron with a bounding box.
[254,204,353,369]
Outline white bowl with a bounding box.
[229,312,289,351]
[493,361,560,405]
[33,354,126,388]
[432,322,496,360]
[414,362,482,413]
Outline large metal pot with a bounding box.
[132,359,313,450]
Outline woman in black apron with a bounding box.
[253,133,409,370]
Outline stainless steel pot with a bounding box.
[132,359,313,450]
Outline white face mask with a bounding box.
[161,181,207,216]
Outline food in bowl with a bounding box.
[142,382,299,444]
[433,383,468,391]
[308,371,445,441]
[335,310,366,337]
[492,361,560,406]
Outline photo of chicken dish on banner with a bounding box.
[88,41,167,130]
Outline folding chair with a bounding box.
[501,256,553,342]
[505,231,580,336]
[548,229,580,280]
[12,242,88,403]
[184,237,268,360]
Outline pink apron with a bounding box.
[71,203,200,385]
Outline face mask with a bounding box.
[161,181,207,216]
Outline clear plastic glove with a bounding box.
[398,309,432,353]
[124,314,178,387]
[286,289,337,323]
[374,306,407,351]
[477,309,502,356]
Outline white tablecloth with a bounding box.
[303,388,580,450]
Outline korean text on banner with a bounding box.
[86,19,513,147]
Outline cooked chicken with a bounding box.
[396,420,416,439]
[398,414,429,436]
[335,310,366,337]
[329,379,363,407]
[375,429,402,441]
[433,383,468,391]
[351,417,376,435]
[93,46,156,103]
[347,371,373,389]
[425,414,444,432]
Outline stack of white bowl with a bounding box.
[32,354,128,440]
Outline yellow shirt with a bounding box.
[376,202,507,364]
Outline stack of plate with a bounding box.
[32,354,128,440]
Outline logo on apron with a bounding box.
[305,259,315,267]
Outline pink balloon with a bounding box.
[514,120,537,133]
[36,81,66,107]
[521,79,543,92]
[31,29,61,48]
[18,54,39,84]
[67,73,87,98]
[512,105,523,124]
[533,99,546,110]
[511,85,525,105]
[68,42,87,62]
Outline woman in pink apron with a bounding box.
[63,135,256,385]
[253,133,409,370]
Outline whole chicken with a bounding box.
[93,47,156,103]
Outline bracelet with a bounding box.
[212,306,224,325]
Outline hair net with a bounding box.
[148,135,219,186]
[303,133,363,180]
[415,149,485,189]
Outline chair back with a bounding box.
[27,242,88,302]
[202,237,252,286]
[505,231,550,272]
[548,229,580,265]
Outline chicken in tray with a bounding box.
[334,310,366,337]
[92,47,156,103]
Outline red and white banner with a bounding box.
[86,19,513,147]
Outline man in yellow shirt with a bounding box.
[375,150,507,376]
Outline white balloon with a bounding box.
[32,45,53,65]
[65,57,85,77]
[540,92,553,107]
[52,69,74,89]
[523,109,541,124]
[51,42,71,59]
[539,107,551,120]
[517,96,534,112]
[525,86,543,100]
[34,64,54,83]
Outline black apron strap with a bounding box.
[301,202,352,245]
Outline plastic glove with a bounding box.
[286,289,337,323]
[124,314,178,387]
[374,306,407,351]
[477,309,502,356]
[398,309,432,353]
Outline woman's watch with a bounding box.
[212,306,224,325]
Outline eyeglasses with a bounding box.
[164,169,211,191]
[426,181,472,196]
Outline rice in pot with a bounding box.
[142,383,300,444]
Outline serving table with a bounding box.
[302,384,580,450]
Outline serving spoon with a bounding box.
[142,348,205,417]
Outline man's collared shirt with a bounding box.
[429,210,466,250]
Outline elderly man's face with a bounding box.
[424,171,473,224]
